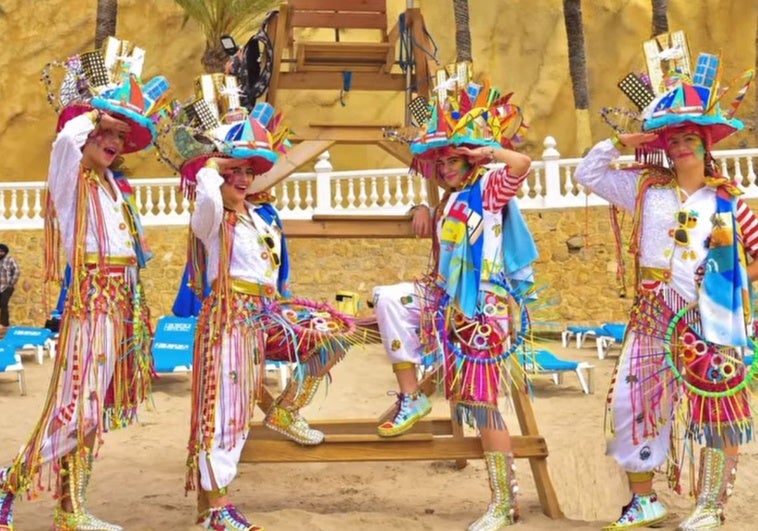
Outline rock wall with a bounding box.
[0,205,638,328]
[0,0,755,181]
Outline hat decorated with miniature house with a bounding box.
[42,37,171,154]
[155,73,289,197]
[603,31,754,154]
[385,62,527,180]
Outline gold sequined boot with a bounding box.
[53,452,122,531]
[264,375,324,445]
[468,451,519,531]
[677,448,738,530]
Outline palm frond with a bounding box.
[174,0,279,44]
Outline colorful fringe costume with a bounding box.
[576,140,758,529]
[0,114,154,529]
[184,165,356,529]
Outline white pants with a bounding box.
[606,330,673,472]
[197,331,255,491]
[373,282,423,364]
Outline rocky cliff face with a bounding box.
[1,0,755,181]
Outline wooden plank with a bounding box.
[278,71,407,91]
[377,140,412,165]
[291,125,392,143]
[265,5,288,106]
[248,139,335,194]
[290,12,387,30]
[241,434,548,463]
[251,417,455,438]
[511,381,565,519]
[281,218,416,238]
[288,0,386,11]
[407,9,431,98]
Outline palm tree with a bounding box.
[562,0,592,154]
[452,0,472,63]
[174,0,279,73]
[95,0,118,48]
[651,0,668,37]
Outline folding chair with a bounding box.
[518,348,594,394]
[0,343,26,395]
[151,316,197,373]
[3,326,55,364]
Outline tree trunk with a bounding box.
[202,44,230,73]
[95,0,118,49]
[453,0,472,63]
[651,0,669,37]
[562,0,592,153]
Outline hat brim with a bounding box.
[91,96,157,153]
[410,138,501,179]
[642,115,742,150]
[180,152,276,188]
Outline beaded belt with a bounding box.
[83,253,137,272]
[639,266,671,282]
[213,277,279,298]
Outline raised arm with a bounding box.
[457,146,531,211]
[190,161,225,246]
[47,112,96,220]
[574,133,657,213]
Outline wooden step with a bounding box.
[296,42,393,72]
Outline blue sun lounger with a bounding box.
[0,343,26,395]
[518,348,593,394]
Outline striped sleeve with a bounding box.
[736,198,758,258]
[482,165,529,211]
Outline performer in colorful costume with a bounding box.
[0,38,169,531]
[374,64,535,531]
[158,74,358,530]
[576,32,758,530]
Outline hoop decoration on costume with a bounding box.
[263,299,358,363]
[383,62,528,180]
[605,31,754,158]
[40,36,171,154]
[155,73,290,198]
[663,303,758,399]
[436,278,529,367]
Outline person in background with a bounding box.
[0,244,20,332]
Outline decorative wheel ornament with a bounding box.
[663,304,758,398]
[264,298,356,362]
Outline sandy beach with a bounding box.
[0,339,754,530]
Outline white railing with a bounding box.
[2,137,758,230]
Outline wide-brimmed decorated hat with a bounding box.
[155,73,289,197]
[42,37,170,154]
[385,62,527,180]
[603,31,754,152]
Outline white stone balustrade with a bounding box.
[1,137,757,230]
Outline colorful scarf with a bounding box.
[437,178,484,318]
[698,188,751,347]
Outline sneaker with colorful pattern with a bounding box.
[604,492,668,530]
[263,406,324,445]
[198,504,263,530]
[377,391,432,437]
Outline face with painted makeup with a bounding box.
[81,113,130,172]
[664,127,708,173]
[435,148,474,190]
[219,160,256,209]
